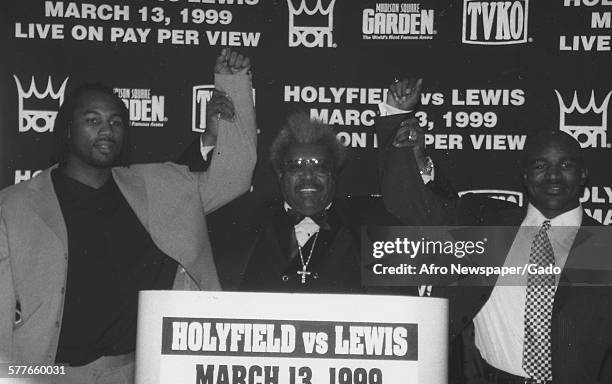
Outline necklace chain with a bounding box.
[297,231,319,283]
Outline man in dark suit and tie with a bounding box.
[375,111,612,383]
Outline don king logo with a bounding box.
[13,75,69,133]
[287,0,336,48]
[555,90,612,149]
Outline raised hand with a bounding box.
[386,78,423,111]
[214,47,251,75]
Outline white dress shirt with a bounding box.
[474,204,582,376]
[283,202,330,247]
[200,136,215,161]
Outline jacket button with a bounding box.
[60,288,65,294]
[281,275,289,282]
[55,321,60,327]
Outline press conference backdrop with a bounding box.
[1,0,611,225]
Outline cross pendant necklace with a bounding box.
[297,231,319,284]
[297,265,311,284]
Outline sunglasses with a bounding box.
[282,158,334,176]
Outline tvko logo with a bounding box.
[555,90,612,149]
[13,75,68,133]
[462,0,529,45]
[458,189,524,206]
[192,85,256,133]
[287,0,336,48]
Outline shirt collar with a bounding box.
[522,203,583,227]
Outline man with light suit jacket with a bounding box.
[0,48,256,383]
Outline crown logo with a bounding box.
[287,0,336,48]
[14,75,68,133]
[555,90,611,149]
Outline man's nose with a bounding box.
[300,166,316,178]
[545,165,562,182]
[98,120,113,136]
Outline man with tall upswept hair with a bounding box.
[239,113,362,291]
[0,48,256,383]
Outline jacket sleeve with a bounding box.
[197,73,257,214]
[375,113,463,225]
[175,138,211,172]
[0,208,15,363]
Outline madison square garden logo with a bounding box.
[462,0,530,45]
[287,0,337,48]
[13,75,68,133]
[113,87,167,128]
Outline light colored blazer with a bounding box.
[0,73,257,364]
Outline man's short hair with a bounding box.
[522,129,583,168]
[269,113,346,174]
[50,83,131,166]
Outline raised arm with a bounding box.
[376,78,460,225]
[198,48,257,213]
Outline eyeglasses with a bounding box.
[282,158,333,176]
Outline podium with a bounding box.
[136,291,448,384]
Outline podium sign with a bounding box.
[136,291,448,384]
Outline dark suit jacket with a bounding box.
[201,195,415,293]
[240,200,365,293]
[375,113,612,384]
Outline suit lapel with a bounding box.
[308,205,344,271]
[553,221,594,314]
[272,205,297,263]
[27,167,68,250]
[112,167,150,232]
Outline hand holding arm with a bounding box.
[376,116,457,225]
[200,89,236,148]
[199,47,257,213]
[386,78,423,111]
